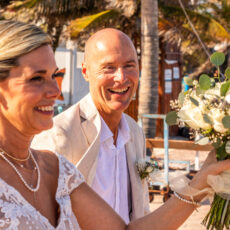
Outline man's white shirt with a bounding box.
[91,103,131,224]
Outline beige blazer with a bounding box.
[32,94,149,220]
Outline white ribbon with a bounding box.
[207,169,230,199]
[169,172,213,202]
[169,169,230,202]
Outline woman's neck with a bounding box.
[0,121,32,159]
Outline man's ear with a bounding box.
[82,62,89,82]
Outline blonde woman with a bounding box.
[0,20,229,230]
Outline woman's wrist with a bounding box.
[173,191,201,207]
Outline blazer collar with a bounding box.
[76,94,102,184]
[79,93,98,120]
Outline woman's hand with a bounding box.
[190,149,230,191]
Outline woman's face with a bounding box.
[0,45,60,135]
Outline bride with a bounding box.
[0,19,229,230]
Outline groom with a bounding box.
[32,28,149,223]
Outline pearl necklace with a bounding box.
[0,149,40,192]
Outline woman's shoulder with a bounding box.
[33,149,59,170]
[57,154,85,194]
[33,149,84,195]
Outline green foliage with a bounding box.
[210,52,225,66]
[189,96,199,106]
[195,136,210,145]
[212,137,221,149]
[226,141,230,154]
[220,81,230,96]
[203,114,213,125]
[6,0,38,10]
[69,10,112,38]
[222,116,230,129]
[216,142,228,160]
[166,111,177,126]
[225,67,230,79]
[178,91,185,106]
[199,74,211,90]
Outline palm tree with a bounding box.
[2,0,113,50]
[158,0,230,74]
[138,0,159,138]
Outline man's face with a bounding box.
[83,34,139,117]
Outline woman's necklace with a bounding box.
[0,149,41,192]
[0,148,31,162]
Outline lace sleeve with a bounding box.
[58,155,85,196]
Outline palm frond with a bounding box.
[69,10,114,38]
[6,0,39,10]
[159,2,230,45]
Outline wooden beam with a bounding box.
[146,138,213,151]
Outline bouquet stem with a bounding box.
[202,142,230,230]
[202,194,230,230]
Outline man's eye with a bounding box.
[125,64,135,68]
[105,66,115,70]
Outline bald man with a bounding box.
[32,28,149,223]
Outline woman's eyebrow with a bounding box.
[32,70,47,74]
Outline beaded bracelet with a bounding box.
[174,191,201,207]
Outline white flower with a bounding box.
[146,166,154,173]
[178,95,211,130]
[207,108,228,133]
[226,94,230,104]
[205,83,221,97]
[225,87,230,103]
[193,80,198,86]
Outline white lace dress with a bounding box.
[0,155,84,230]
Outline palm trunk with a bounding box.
[139,0,159,138]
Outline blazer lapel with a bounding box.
[76,94,101,185]
[125,129,144,219]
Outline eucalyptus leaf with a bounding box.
[199,74,211,90]
[222,116,230,128]
[216,142,228,160]
[220,81,230,96]
[166,111,178,126]
[184,77,193,86]
[203,114,213,124]
[195,137,210,145]
[189,96,199,106]
[178,92,185,106]
[225,67,230,79]
[212,138,221,149]
[226,141,230,154]
[210,52,225,66]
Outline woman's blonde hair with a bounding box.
[0,20,52,81]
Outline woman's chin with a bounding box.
[34,121,54,134]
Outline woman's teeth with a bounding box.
[36,106,53,112]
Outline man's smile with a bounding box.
[108,87,130,94]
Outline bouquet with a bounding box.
[166,52,230,230]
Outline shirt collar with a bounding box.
[88,94,98,112]
[100,114,130,148]
[88,95,130,146]
[117,114,130,148]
